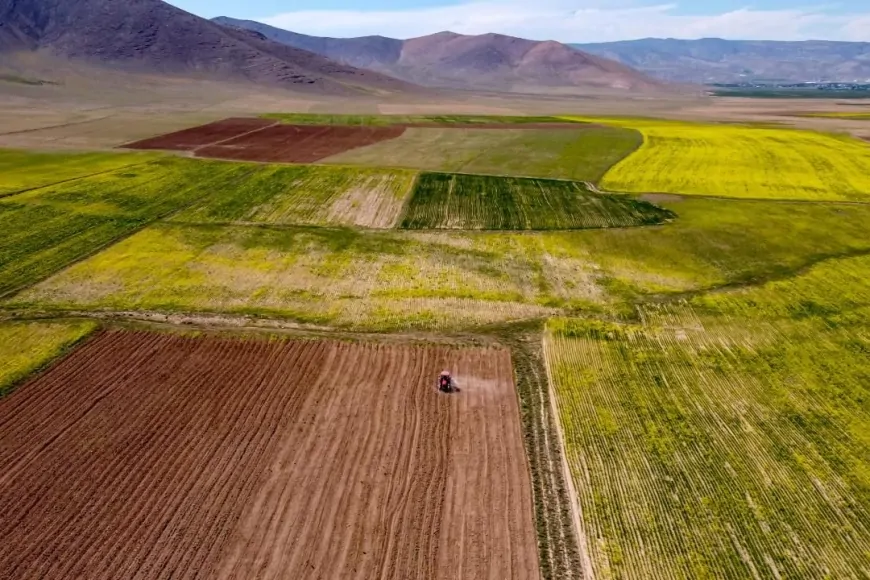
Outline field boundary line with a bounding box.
[541,333,595,580]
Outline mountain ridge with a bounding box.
[571,38,870,84]
[213,17,668,94]
[0,0,416,95]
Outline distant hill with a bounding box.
[571,38,870,84]
[0,0,415,95]
[214,17,668,93]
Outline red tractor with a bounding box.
[438,370,460,393]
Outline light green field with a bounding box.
[0,320,98,396]
[546,254,870,578]
[323,126,641,182]
[565,117,870,201]
[401,173,673,230]
[10,197,870,330]
[0,148,158,197]
[172,165,417,229]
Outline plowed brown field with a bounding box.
[0,331,539,580]
[195,125,407,163]
[123,118,277,150]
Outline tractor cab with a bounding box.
[439,370,458,393]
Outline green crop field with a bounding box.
[400,173,673,230]
[565,117,870,201]
[261,112,579,126]
[0,148,157,197]
[10,196,870,331]
[0,156,252,296]
[545,253,870,579]
[323,126,641,182]
[0,320,97,396]
[172,165,416,228]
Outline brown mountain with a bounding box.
[213,18,667,93]
[0,0,415,95]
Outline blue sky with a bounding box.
[168,1,870,42]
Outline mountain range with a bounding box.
[572,38,870,84]
[0,0,414,95]
[213,17,666,94]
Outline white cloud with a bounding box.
[259,1,870,42]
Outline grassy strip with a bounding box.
[0,320,98,397]
[400,172,674,230]
[506,329,584,580]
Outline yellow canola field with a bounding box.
[564,117,870,201]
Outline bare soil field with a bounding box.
[196,124,407,163]
[0,330,539,580]
[123,117,277,151]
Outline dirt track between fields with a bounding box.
[0,330,539,580]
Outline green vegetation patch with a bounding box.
[172,165,417,229]
[261,113,579,126]
[324,126,641,182]
[0,148,158,198]
[0,155,252,297]
[546,253,870,579]
[401,173,673,230]
[0,320,98,396]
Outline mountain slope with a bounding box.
[214,17,667,93]
[572,38,870,84]
[0,0,414,95]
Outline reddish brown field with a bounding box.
[0,331,539,580]
[195,125,407,163]
[123,118,276,150]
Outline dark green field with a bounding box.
[400,173,674,230]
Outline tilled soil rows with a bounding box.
[123,118,277,151]
[195,125,407,163]
[0,330,539,580]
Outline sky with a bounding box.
[168,0,870,43]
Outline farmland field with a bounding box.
[545,251,870,579]
[0,157,252,296]
[123,117,276,151]
[324,126,642,182]
[0,320,97,396]
[0,330,539,579]
[0,148,156,197]
[11,197,870,330]
[195,124,407,163]
[568,117,870,201]
[172,165,416,228]
[401,173,673,230]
